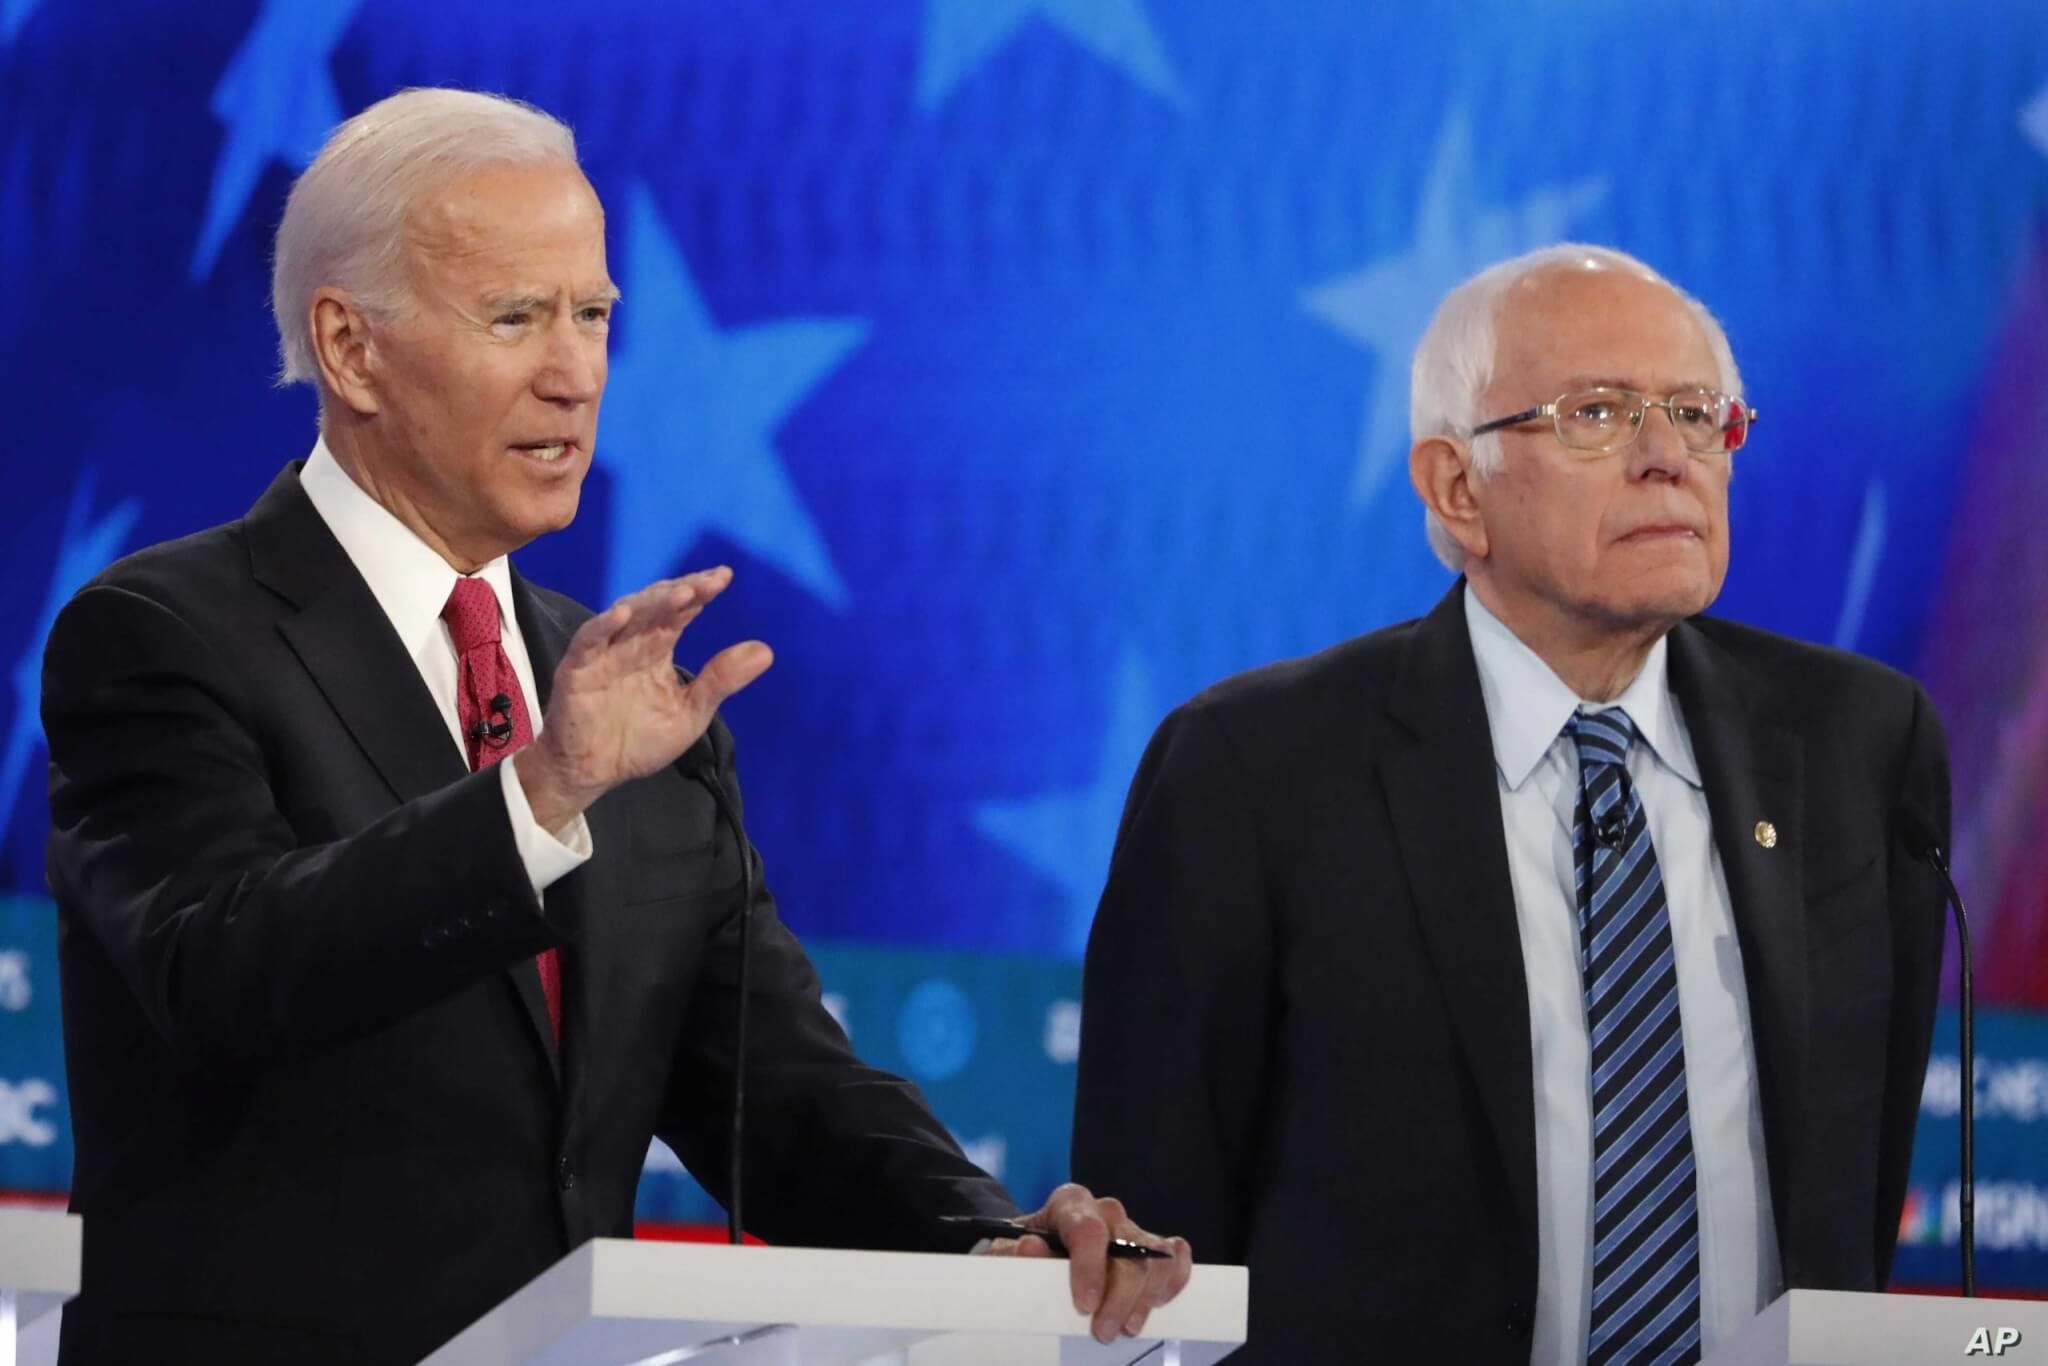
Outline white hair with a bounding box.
[1409,243,1744,571]
[271,87,579,387]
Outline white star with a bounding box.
[917,0,1188,114]
[598,184,863,608]
[1,473,142,835]
[974,647,1162,957]
[188,0,363,280]
[2023,83,2048,160]
[1301,112,1608,508]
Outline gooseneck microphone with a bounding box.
[681,737,755,1248]
[1905,820,1974,1297]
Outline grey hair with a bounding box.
[1409,243,1743,571]
[271,87,579,387]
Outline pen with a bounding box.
[939,1215,1174,1260]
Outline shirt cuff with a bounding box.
[501,752,593,895]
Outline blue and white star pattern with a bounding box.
[2,2,2047,1281]
[917,0,1187,113]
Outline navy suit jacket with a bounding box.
[1073,584,1950,1363]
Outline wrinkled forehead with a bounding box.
[1491,266,1719,400]
[403,161,610,290]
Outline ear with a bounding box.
[1409,434,1490,562]
[310,288,382,417]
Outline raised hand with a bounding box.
[516,567,772,830]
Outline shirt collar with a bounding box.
[298,436,519,655]
[1462,584,1702,792]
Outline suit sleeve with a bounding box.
[42,582,561,1074]
[1873,680,1952,1284]
[656,718,1019,1251]
[1071,698,1276,1264]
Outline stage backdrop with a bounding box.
[2,0,2046,1293]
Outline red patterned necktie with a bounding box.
[441,576,561,1043]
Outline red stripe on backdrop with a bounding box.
[635,1222,765,1246]
[1919,240,2048,1010]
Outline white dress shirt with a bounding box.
[1463,586,1780,1365]
[298,437,592,895]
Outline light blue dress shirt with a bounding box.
[1463,586,1782,1365]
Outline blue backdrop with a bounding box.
[2,0,2046,1295]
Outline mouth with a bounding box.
[509,439,579,465]
[1618,522,1703,544]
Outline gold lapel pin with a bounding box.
[1754,820,1778,849]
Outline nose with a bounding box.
[1630,403,1689,484]
[535,317,604,407]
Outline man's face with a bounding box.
[1469,267,1733,635]
[359,159,615,566]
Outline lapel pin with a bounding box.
[1754,820,1778,849]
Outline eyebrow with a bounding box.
[481,285,623,314]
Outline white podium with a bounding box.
[0,1207,81,1366]
[420,1239,1247,1366]
[1703,1289,2048,1365]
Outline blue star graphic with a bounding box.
[2025,83,2048,160]
[917,0,1188,114]
[2,0,44,44]
[598,184,863,608]
[974,647,1162,957]
[1832,480,1886,650]
[1301,112,1608,508]
[1,473,142,836]
[188,0,362,281]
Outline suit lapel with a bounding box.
[1382,583,1540,1250]
[247,465,470,806]
[512,574,629,1098]
[1668,620,1807,1273]
[247,464,565,1083]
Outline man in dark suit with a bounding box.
[43,87,1188,1364]
[1072,245,1949,1364]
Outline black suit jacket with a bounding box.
[42,465,1014,1365]
[1072,584,1949,1363]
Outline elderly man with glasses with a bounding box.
[1073,244,1950,1365]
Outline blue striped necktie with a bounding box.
[1569,708,1702,1366]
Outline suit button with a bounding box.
[557,1158,576,1191]
[1504,1302,1533,1339]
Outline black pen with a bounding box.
[940,1214,1174,1260]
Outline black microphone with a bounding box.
[469,693,515,748]
[679,736,756,1248]
[1903,815,1975,1298]
[1595,808,1628,849]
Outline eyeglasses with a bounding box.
[1470,386,1757,456]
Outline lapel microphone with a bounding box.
[1904,817,1975,1298]
[1594,808,1628,849]
[469,692,515,749]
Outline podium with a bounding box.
[1703,1289,2048,1364]
[421,1239,1247,1366]
[0,1207,81,1366]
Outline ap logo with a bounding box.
[1965,1327,2024,1356]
